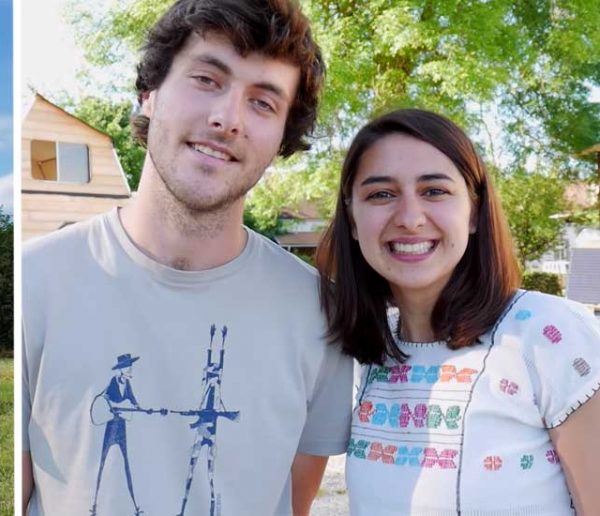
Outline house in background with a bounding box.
[566,228,600,318]
[21,94,131,240]
[530,179,599,283]
[275,202,326,260]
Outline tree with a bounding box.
[69,96,146,190]
[67,0,600,223]
[0,209,12,354]
[497,169,567,266]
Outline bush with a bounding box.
[522,271,563,296]
[0,211,12,355]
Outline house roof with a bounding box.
[566,248,600,304]
[280,201,321,220]
[566,229,600,305]
[26,93,113,140]
[275,231,323,247]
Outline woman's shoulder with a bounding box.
[502,292,600,428]
[504,289,595,324]
[491,289,600,349]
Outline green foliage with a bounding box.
[497,170,567,265]
[0,359,13,516]
[522,271,563,296]
[0,210,12,354]
[67,0,600,225]
[290,248,316,267]
[244,169,299,236]
[69,96,146,190]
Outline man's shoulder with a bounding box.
[249,229,319,282]
[23,213,109,279]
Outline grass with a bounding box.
[0,359,13,516]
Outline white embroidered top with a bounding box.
[346,290,600,515]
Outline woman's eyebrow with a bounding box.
[418,172,455,182]
[358,175,394,187]
[358,172,455,187]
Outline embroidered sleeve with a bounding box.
[521,295,600,428]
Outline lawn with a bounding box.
[0,359,13,516]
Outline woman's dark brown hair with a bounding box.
[317,109,521,365]
[132,0,324,158]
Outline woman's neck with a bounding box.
[391,287,439,342]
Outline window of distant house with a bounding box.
[31,140,90,183]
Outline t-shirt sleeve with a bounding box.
[297,343,354,456]
[522,295,600,428]
[22,321,31,452]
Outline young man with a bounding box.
[22,1,353,515]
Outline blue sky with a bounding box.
[0,0,12,213]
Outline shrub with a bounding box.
[522,271,563,296]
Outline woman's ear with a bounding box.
[345,199,358,240]
[469,202,478,234]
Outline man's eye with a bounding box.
[194,75,218,87]
[251,99,275,113]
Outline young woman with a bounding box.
[318,109,600,515]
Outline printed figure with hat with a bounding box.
[90,353,165,516]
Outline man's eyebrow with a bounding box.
[254,81,288,101]
[190,54,290,102]
[358,172,456,187]
[191,54,232,75]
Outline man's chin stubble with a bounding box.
[148,148,251,216]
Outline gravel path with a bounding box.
[311,454,349,516]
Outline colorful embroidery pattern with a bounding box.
[546,450,560,464]
[499,378,519,395]
[348,439,458,469]
[520,454,534,470]
[542,325,562,344]
[367,364,478,385]
[516,310,532,321]
[572,358,591,377]
[484,456,503,471]
[357,401,461,429]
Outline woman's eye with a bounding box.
[366,191,394,201]
[423,188,448,197]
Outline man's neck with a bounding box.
[119,168,247,271]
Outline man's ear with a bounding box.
[141,91,156,118]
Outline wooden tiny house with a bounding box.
[22,94,131,240]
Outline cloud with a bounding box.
[0,174,13,214]
[0,114,12,151]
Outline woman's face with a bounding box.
[349,133,476,302]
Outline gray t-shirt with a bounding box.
[23,209,353,516]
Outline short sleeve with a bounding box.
[297,343,354,456]
[22,321,31,451]
[519,293,600,428]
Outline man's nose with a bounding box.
[207,88,245,137]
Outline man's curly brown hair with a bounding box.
[132,0,325,158]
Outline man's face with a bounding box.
[143,32,300,213]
